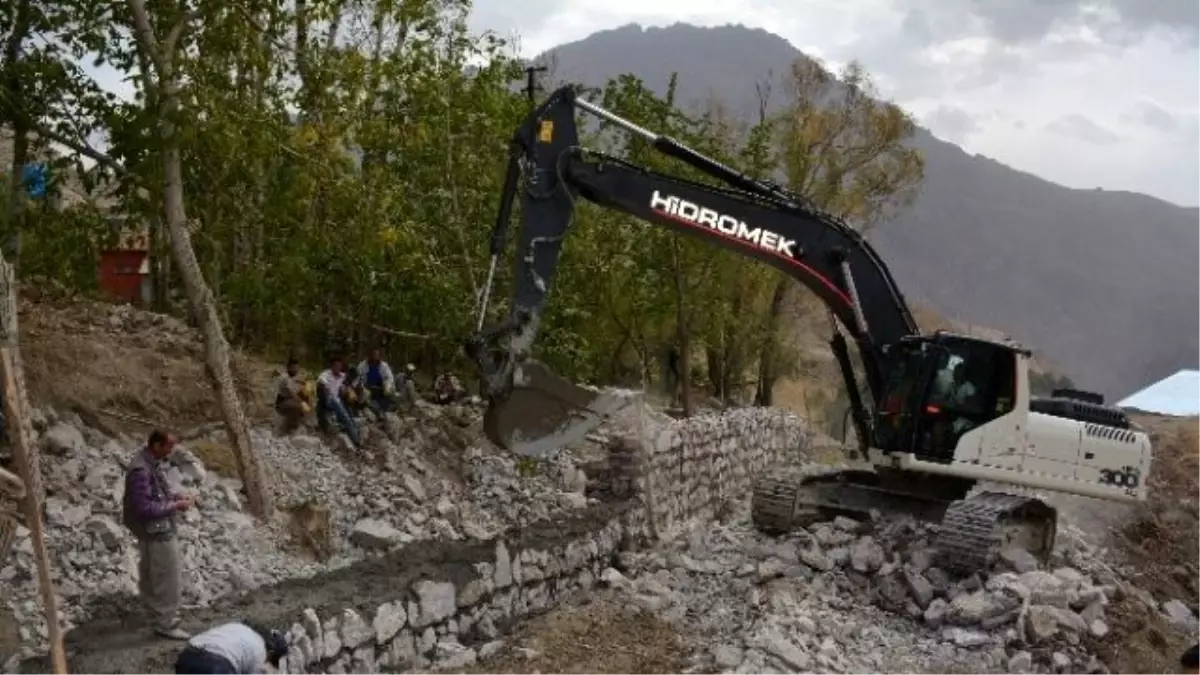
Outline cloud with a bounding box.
[896,0,1200,47]
[923,105,981,144]
[1119,100,1181,133]
[1044,114,1121,146]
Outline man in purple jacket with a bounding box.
[122,429,194,639]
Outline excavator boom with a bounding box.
[467,85,918,456]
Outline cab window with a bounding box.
[919,339,1017,458]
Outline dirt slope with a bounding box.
[18,284,278,434]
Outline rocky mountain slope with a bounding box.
[532,22,1199,400]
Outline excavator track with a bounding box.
[752,466,1058,576]
[751,465,854,534]
[935,491,1058,574]
[751,464,970,536]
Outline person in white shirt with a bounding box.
[174,621,289,674]
[315,355,361,447]
[356,347,397,414]
[946,363,977,407]
[945,362,979,435]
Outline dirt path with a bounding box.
[463,592,689,674]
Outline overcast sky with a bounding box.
[80,0,1198,206]
[468,0,1200,207]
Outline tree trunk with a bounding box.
[720,284,746,403]
[754,279,789,407]
[0,256,66,673]
[159,127,271,519]
[705,346,723,400]
[149,211,173,311]
[2,0,32,268]
[128,0,271,519]
[670,240,692,416]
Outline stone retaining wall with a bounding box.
[44,407,810,674]
[607,406,812,543]
[278,510,631,674]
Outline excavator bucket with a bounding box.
[483,360,634,458]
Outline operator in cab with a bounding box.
[928,357,983,450]
[946,362,977,408]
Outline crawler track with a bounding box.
[751,466,1058,576]
[936,491,1058,573]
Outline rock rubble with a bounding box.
[2,398,597,657]
[6,395,1197,675]
[604,506,1155,674]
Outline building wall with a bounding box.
[98,250,149,304]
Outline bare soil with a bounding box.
[1088,595,1193,675]
[463,592,688,674]
[1118,415,1199,597]
[18,283,279,436]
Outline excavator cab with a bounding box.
[872,333,1021,463]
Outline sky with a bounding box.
[465,0,1200,207]
[79,0,1199,207]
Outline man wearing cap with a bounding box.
[174,620,289,674]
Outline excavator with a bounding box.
[464,85,1154,574]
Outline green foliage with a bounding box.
[3,2,925,402]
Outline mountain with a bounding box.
[532,22,1200,400]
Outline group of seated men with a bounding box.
[273,348,469,447]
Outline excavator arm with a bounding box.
[467,85,921,456]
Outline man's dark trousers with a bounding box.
[175,645,236,674]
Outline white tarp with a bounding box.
[1118,370,1200,416]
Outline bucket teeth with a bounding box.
[484,360,634,458]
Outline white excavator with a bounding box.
[464,85,1154,574]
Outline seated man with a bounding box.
[273,357,310,434]
[432,372,466,405]
[340,367,369,417]
[394,363,419,408]
[356,348,397,415]
[316,356,362,448]
[945,362,982,435]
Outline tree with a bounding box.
[5,0,927,460]
[118,0,271,517]
[754,57,924,406]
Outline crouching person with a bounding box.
[175,621,289,674]
[122,429,194,640]
[274,357,310,434]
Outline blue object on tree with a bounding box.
[20,163,47,199]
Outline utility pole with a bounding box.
[524,65,548,105]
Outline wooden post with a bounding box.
[0,257,67,674]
